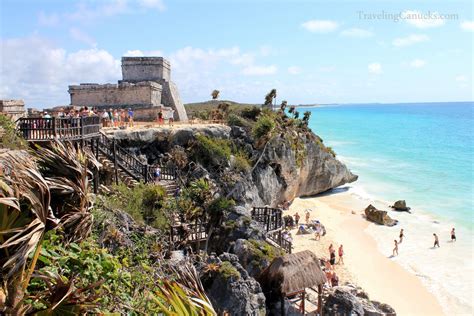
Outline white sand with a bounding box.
[285,191,445,316]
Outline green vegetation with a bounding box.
[245,239,285,271]
[102,183,168,229]
[0,113,27,149]
[232,151,251,173]
[252,113,276,140]
[194,134,232,168]
[218,261,241,281]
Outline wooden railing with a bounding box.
[169,220,207,249]
[17,117,101,141]
[267,230,292,254]
[251,207,283,232]
[98,132,177,183]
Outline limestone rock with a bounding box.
[391,200,411,213]
[364,204,398,226]
[200,253,266,315]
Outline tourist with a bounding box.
[120,109,126,127]
[338,244,344,264]
[174,186,180,200]
[108,108,114,126]
[314,223,321,240]
[154,166,161,183]
[168,109,175,126]
[101,110,109,127]
[329,244,336,266]
[113,110,120,127]
[158,110,163,125]
[305,210,310,223]
[451,228,456,242]
[294,212,300,225]
[393,240,398,256]
[128,108,134,127]
[433,233,440,248]
[399,229,404,244]
[43,111,51,119]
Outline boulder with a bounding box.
[391,200,411,213]
[324,285,396,316]
[199,253,266,315]
[364,204,398,226]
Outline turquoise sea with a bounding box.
[305,102,473,230]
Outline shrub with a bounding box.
[326,146,336,157]
[218,261,240,281]
[194,134,231,167]
[0,113,27,149]
[227,113,251,128]
[240,106,261,120]
[232,151,251,173]
[252,115,275,139]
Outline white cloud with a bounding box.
[340,28,374,38]
[0,36,120,107]
[460,21,474,32]
[70,28,97,47]
[368,63,382,74]
[287,66,302,75]
[455,75,467,82]
[124,49,164,57]
[242,65,277,76]
[402,10,445,28]
[301,20,339,33]
[392,34,429,47]
[409,59,426,68]
[137,0,166,11]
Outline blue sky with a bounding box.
[1,0,473,108]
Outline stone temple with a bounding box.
[68,57,188,121]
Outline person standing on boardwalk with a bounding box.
[399,229,404,243]
[393,240,398,256]
[451,228,456,242]
[433,233,440,248]
[337,244,344,264]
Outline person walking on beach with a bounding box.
[294,212,300,226]
[329,244,336,266]
[451,228,456,242]
[393,240,398,256]
[399,229,404,244]
[305,210,310,224]
[337,244,344,264]
[314,223,321,240]
[433,233,440,248]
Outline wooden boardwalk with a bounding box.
[17,117,101,141]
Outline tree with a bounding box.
[302,111,311,125]
[288,105,296,114]
[294,111,300,119]
[264,89,277,109]
[280,100,288,112]
[211,90,220,100]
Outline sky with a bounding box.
[0,0,473,108]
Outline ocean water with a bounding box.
[304,102,473,315]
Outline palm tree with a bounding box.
[211,90,220,100]
[0,153,55,313]
[294,111,300,119]
[280,100,288,112]
[264,89,277,109]
[302,111,311,125]
[288,105,296,114]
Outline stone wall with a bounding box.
[160,80,188,121]
[121,57,170,83]
[69,82,162,108]
[0,99,26,121]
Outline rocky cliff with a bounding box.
[106,124,357,208]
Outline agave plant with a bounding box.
[34,141,100,243]
[151,264,216,315]
[0,152,56,313]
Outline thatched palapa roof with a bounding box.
[259,250,327,297]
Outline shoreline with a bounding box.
[284,190,445,316]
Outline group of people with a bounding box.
[392,227,456,256]
[322,243,344,287]
[100,108,134,128]
[157,109,175,126]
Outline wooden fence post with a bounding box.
[113,139,118,185]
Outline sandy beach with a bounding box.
[284,190,445,316]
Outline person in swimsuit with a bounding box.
[294,212,300,226]
[305,210,310,223]
[399,229,404,244]
[451,228,456,242]
[337,244,344,264]
[393,240,398,256]
[433,233,440,248]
